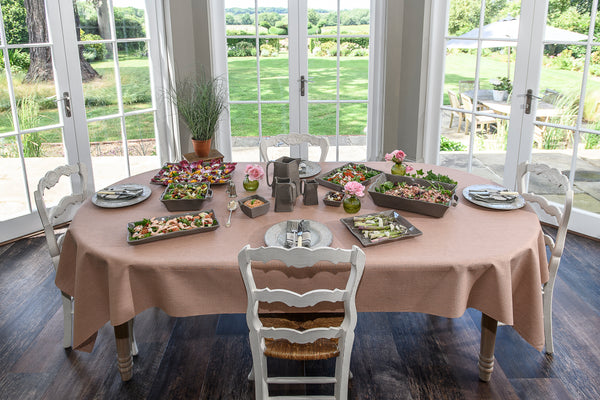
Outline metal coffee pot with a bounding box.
[266,156,300,198]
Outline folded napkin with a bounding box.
[97,185,144,201]
[284,220,312,248]
[469,189,517,204]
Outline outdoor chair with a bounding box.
[448,89,465,132]
[460,93,497,134]
[34,163,138,352]
[259,133,329,162]
[238,245,366,400]
[517,162,573,354]
[458,80,479,97]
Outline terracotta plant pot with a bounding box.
[192,138,212,157]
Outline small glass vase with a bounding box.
[243,176,259,191]
[343,195,361,214]
[391,162,407,176]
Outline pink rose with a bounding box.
[385,149,406,163]
[244,164,264,181]
[343,181,365,197]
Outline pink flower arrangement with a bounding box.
[405,164,415,173]
[384,149,406,164]
[244,164,264,181]
[343,181,365,197]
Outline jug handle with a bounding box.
[300,179,305,195]
[265,160,274,187]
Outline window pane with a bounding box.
[225,0,256,36]
[119,42,151,113]
[339,49,368,100]
[308,0,337,37]
[308,103,336,136]
[227,41,258,101]
[125,113,159,176]
[230,103,258,138]
[260,41,289,101]
[261,103,289,137]
[88,118,127,189]
[113,0,147,40]
[81,44,118,118]
[0,156,28,220]
[308,48,337,101]
[3,0,48,44]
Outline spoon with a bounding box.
[225,200,237,228]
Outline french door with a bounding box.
[0,0,165,242]
[224,0,370,161]
[439,0,600,238]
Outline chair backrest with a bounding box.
[458,79,478,94]
[238,245,365,399]
[516,162,573,279]
[34,163,89,270]
[448,90,461,109]
[460,93,475,113]
[259,133,329,162]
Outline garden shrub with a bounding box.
[268,27,287,35]
[0,49,30,73]
[260,44,278,57]
[81,30,108,61]
[440,136,466,151]
[584,132,600,149]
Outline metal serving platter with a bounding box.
[340,210,423,247]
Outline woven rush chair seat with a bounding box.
[261,314,344,360]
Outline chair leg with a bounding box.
[456,114,464,132]
[128,319,139,356]
[449,113,454,128]
[543,285,555,354]
[60,291,73,349]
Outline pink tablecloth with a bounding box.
[55,162,548,352]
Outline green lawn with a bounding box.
[227,55,369,136]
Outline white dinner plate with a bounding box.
[463,184,525,210]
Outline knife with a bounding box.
[297,220,304,247]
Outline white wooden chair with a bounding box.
[238,245,366,400]
[34,163,138,353]
[259,133,329,162]
[517,162,573,354]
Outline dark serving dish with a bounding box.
[238,194,270,218]
[315,163,383,192]
[340,210,423,247]
[127,209,219,245]
[160,182,213,212]
[323,191,343,207]
[150,160,236,185]
[368,173,458,218]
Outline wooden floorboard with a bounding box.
[1,233,599,399]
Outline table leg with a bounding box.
[478,313,498,382]
[114,322,133,381]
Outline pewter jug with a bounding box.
[266,156,300,197]
[273,177,297,212]
[301,179,319,206]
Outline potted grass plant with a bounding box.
[167,72,227,157]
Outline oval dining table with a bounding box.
[55,162,548,383]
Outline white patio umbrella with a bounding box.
[447,17,587,78]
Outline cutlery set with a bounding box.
[285,219,311,248]
[97,187,144,200]
[468,189,519,203]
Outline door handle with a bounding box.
[300,75,313,96]
[55,92,72,118]
[525,89,542,115]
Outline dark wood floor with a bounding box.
[0,228,599,400]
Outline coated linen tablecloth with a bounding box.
[55,162,548,352]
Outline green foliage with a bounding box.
[583,132,600,149]
[308,9,320,25]
[268,27,287,35]
[80,30,108,61]
[260,44,278,57]
[17,96,44,157]
[1,0,28,44]
[258,12,281,29]
[439,136,467,152]
[491,76,512,92]
[228,41,256,57]
[0,48,31,73]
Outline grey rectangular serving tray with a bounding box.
[127,209,219,245]
[340,210,422,247]
[368,173,457,218]
[160,182,213,212]
[315,163,383,192]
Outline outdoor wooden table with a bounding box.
[466,89,561,119]
[55,162,548,383]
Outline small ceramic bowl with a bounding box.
[323,191,343,207]
[239,194,270,218]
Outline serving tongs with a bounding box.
[468,189,518,203]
